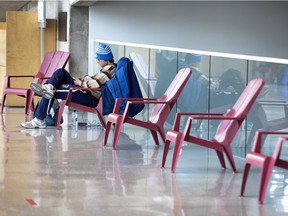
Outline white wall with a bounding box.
[89,1,288,61]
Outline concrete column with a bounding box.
[69,6,89,77]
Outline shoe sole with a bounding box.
[30,82,54,100]
[20,122,47,129]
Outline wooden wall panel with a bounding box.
[0,67,5,97]
[0,22,6,99]
[0,22,6,66]
[5,11,56,106]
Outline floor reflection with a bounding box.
[0,108,288,215]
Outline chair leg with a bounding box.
[56,101,66,128]
[224,146,237,173]
[240,163,251,196]
[0,93,6,114]
[25,90,32,115]
[158,126,166,143]
[150,130,160,146]
[215,150,226,170]
[162,130,182,169]
[112,118,124,150]
[104,121,112,146]
[30,100,35,112]
[258,159,273,204]
[161,139,171,168]
[105,114,124,150]
[96,108,106,129]
[27,91,36,113]
[171,132,185,173]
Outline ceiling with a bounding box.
[0,1,31,22]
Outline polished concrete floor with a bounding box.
[0,107,288,216]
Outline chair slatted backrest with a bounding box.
[149,67,192,125]
[214,78,264,144]
[35,51,70,82]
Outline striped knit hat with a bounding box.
[96,44,114,61]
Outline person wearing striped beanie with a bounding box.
[78,44,116,100]
[95,43,114,61]
[21,44,117,129]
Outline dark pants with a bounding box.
[33,68,98,120]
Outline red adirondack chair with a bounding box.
[55,87,106,129]
[1,51,70,115]
[240,131,288,204]
[103,67,192,150]
[55,57,141,129]
[161,78,264,173]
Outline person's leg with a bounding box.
[31,68,75,99]
[20,98,51,129]
[55,84,98,107]
[46,68,75,89]
[33,98,54,120]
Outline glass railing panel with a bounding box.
[247,60,288,153]
[209,56,248,157]
[92,42,288,157]
[175,52,210,132]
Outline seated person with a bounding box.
[21,44,117,129]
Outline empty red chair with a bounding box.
[104,67,192,150]
[162,78,264,173]
[1,51,70,115]
[240,131,288,204]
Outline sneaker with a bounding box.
[30,82,55,99]
[20,117,47,129]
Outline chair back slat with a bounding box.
[149,67,192,124]
[36,51,70,80]
[214,78,264,144]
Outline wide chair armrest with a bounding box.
[63,87,101,102]
[5,75,35,81]
[112,97,158,114]
[171,112,237,131]
[113,97,175,117]
[251,131,288,153]
[5,75,35,78]
[4,75,36,88]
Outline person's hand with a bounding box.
[73,77,82,86]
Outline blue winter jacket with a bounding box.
[101,57,144,117]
